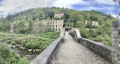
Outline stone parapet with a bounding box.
[79,38,112,63]
[30,37,62,64]
[70,28,112,63]
[112,21,120,64]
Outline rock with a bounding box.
[8,44,12,47]
[33,49,36,52]
[28,49,32,52]
[26,55,31,58]
[12,45,15,48]
[112,21,118,28]
[118,44,120,51]
[112,31,118,39]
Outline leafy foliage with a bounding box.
[0,32,59,51]
[0,45,30,64]
[0,7,117,46]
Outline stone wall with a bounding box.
[112,21,120,64]
[70,29,112,63]
[79,38,112,63]
[30,37,62,64]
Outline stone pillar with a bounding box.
[112,21,120,64]
[10,24,15,34]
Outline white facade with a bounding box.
[92,21,99,26]
[54,13,64,18]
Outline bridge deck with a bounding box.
[51,32,110,64]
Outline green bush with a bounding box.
[25,42,32,49]
[80,28,89,38]
[19,57,30,64]
[6,40,11,44]
[0,39,3,42]
[0,46,30,64]
[1,32,59,51]
[105,42,112,46]
[11,41,16,45]
[104,38,112,46]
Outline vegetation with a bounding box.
[0,7,117,45]
[0,32,59,51]
[62,9,116,46]
[0,45,30,64]
[0,6,117,64]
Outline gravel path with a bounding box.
[51,32,110,64]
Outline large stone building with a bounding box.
[10,13,64,33]
[92,21,99,26]
[48,20,64,31]
[54,13,64,18]
[85,20,99,27]
[49,13,64,31]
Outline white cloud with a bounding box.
[0,0,52,16]
[112,15,117,18]
[0,0,119,17]
[112,14,120,20]
[51,0,90,8]
[51,0,117,8]
[78,6,103,11]
[51,0,118,15]
[96,0,117,5]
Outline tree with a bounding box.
[80,28,89,38]
[0,45,30,64]
[90,16,98,21]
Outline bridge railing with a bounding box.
[30,37,62,64]
[69,28,81,41]
[70,28,112,63]
[31,28,65,64]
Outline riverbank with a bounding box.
[1,42,40,61]
[0,32,60,62]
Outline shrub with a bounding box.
[0,39,3,42]
[105,42,112,46]
[80,28,89,38]
[104,38,112,46]
[0,45,30,64]
[11,41,16,45]
[6,40,11,44]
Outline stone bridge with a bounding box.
[30,22,120,64]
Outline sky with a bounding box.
[0,0,119,18]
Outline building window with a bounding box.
[53,25,54,27]
[56,25,57,27]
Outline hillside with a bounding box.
[0,7,117,45]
